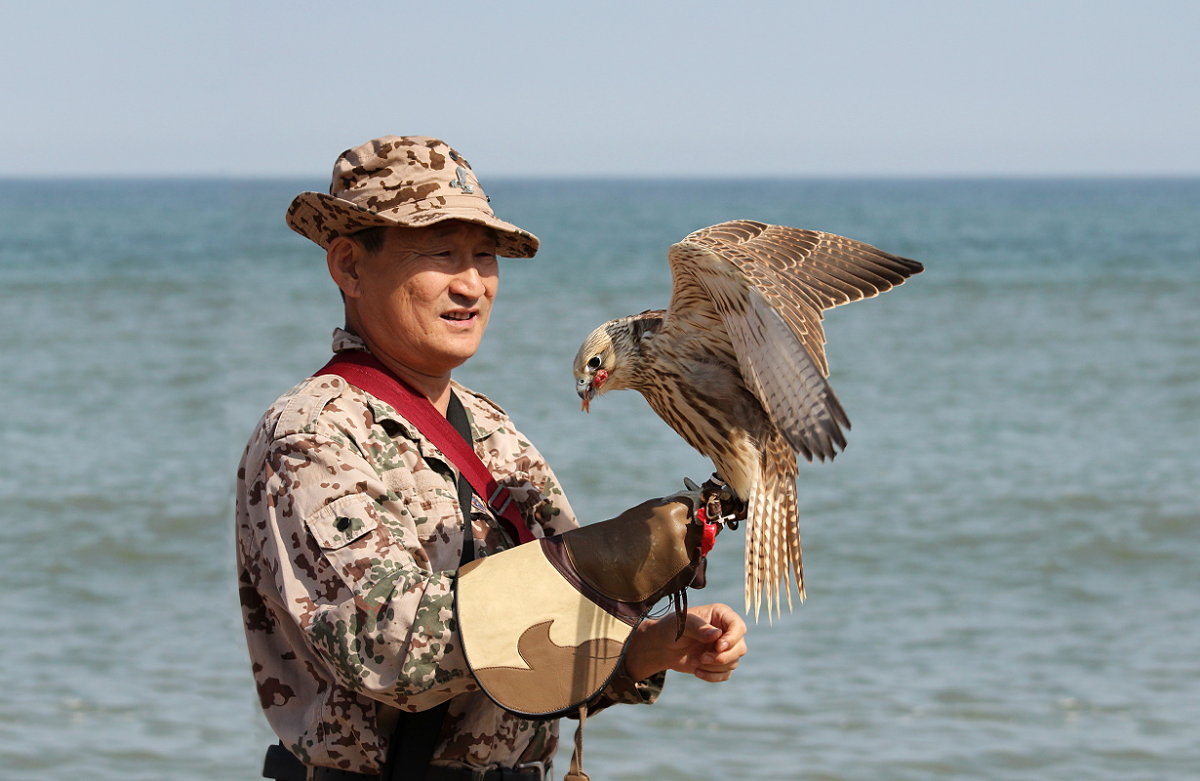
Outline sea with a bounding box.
[1,176,1196,780]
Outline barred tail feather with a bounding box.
[744,440,804,622]
[745,488,767,621]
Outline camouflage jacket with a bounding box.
[236,330,662,776]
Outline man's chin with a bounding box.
[435,340,484,372]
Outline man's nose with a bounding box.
[450,260,487,298]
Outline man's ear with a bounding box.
[327,236,365,298]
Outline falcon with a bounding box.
[573,220,923,620]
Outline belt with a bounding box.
[264,743,549,781]
[312,767,378,781]
[427,762,549,781]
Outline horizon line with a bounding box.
[2,171,1198,182]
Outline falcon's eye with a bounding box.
[587,355,602,370]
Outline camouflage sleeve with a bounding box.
[489,433,580,538]
[586,667,665,714]
[247,431,476,712]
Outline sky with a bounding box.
[2,0,1197,178]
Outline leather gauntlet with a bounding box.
[545,498,704,616]
[454,495,706,719]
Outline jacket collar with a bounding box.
[329,328,504,443]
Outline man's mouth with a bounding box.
[442,311,477,322]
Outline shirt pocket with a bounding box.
[404,468,464,546]
[305,493,388,594]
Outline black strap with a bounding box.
[262,742,305,780]
[446,391,477,568]
[381,391,475,781]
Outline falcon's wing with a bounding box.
[678,220,923,376]
[665,238,845,462]
[664,220,923,462]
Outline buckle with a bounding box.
[488,486,513,516]
[514,760,548,781]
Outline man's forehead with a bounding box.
[388,220,496,245]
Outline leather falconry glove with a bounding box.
[455,479,744,781]
[455,479,738,721]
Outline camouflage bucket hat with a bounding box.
[286,135,538,258]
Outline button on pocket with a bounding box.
[305,494,386,593]
[308,495,379,551]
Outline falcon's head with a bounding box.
[573,312,664,412]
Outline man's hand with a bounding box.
[624,603,748,683]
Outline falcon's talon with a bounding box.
[697,475,747,526]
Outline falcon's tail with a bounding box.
[744,436,804,622]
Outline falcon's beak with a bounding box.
[576,378,593,413]
[577,368,609,413]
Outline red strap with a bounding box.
[315,351,536,546]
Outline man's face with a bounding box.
[348,221,499,379]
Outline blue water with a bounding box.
[1,177,1196,779]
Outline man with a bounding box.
[236,136,747,781]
